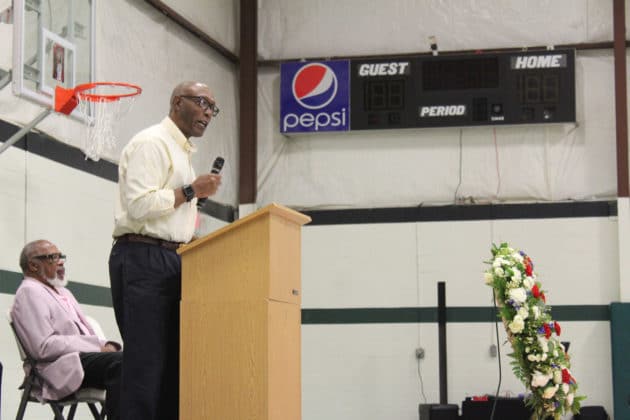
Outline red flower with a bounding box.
[541,292,546,303]
[524,256,533,276]
[532,284,541,298]
[562,369,571,383]
[543,323,552,339]
[554,321,561,336]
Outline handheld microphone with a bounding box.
[197,156,224,208]
[211,156,225,174]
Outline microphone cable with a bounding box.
[489,288,502,420]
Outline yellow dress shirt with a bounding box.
[112,117,197,243]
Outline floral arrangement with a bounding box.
[484,243,584,419]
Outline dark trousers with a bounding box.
[80,352,122,420]
[109,241,181,420]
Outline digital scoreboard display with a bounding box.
[349,49,575,130]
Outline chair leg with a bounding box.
[87,402,103,419]
[49,403,66,420]
[15,380,32,420]
[67,403,78,420]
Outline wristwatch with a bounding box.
[182,184,195,202]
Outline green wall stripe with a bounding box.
[66,281,113,307]
[0,269,112,308]
[0,269,22,292]
[1,270,611,322]
[302,307,436,324]
[302,305,610,324]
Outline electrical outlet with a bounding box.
[489,344,497,357]
[415,347,425,360]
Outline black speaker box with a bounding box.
[419,403,459,420]
[461,396,532,420]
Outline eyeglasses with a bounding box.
[180,95,220,117]
[32,253,66,263]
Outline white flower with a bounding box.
[508,288,527,303]
[512,252,524,263]
[493,258,505,268]
[494,267,504,276]
[562,383,569,394]
[538,336,549,353]
[523,276,534,289]
[511,269,522,282]
[553,370,562,384]
[517,306,529,320]
[531,371,552,387]
[508,315,525,334]
[542,384,559,399]
[566,392,574,406]
[484,272,494,285]
[532,306,541,319]
[527,353,546,362]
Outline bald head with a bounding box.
[168,81,216,138]
[169,81,211,112]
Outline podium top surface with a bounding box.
[177,203,311,255]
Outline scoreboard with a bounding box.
[349,49,576,130]
[279,50,575,133]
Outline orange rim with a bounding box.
[74,82,142,102]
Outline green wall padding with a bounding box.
[610,302,630,419]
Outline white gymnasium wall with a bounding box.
[302,216,617,419]
[0,152,116,287]
[258,0,619,59]
[161,0,239,53]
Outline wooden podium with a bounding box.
[177,203,311,420]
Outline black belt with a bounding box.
[115,234,182,251]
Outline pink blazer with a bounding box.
[11,277,108,401]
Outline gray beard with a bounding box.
[46,276,68,288]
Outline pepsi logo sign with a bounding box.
[280,60,350,133]
[292,63,338,110]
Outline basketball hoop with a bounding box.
[55,82,142,161]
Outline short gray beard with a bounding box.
[46,276,68,288]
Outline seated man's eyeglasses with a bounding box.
[32,253,67,263]
[180,95,220,117]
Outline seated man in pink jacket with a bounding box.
[11,240,121,420]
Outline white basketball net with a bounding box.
[75,84,139,161]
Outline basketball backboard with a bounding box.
[12,0,95,108]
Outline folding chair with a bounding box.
[6,311,106,420]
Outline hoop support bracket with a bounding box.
[0,108,54,155]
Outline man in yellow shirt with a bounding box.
[109,81,222,419]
